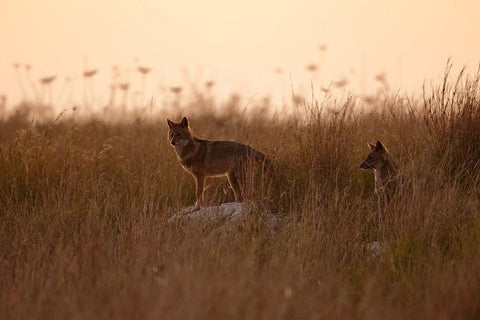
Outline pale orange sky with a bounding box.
[2,0,480,108]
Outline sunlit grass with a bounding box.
[1,66,480,319]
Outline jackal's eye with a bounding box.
[367,156,372,160]
[175,133,181,138]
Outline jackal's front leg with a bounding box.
[377,191,387,212]
[194,174,205,209]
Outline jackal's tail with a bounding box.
[249,148,274,171]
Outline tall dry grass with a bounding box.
[1,68,480,319]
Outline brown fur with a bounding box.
[360,141,410,210]
[167,117,271,209]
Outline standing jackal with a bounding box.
[360,141,410,210]
[167,117,272,209]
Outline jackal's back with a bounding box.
[191,138,269,175]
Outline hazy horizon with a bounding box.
[2,0,480,109]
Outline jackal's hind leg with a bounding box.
[227,172,243,202]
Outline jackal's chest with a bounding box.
[374,176,398,198]
[179,158,204,175]
[179,158,194,172]
[181,163,194,173]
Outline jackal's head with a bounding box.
[360,141,388,170]
[166,117,192,149]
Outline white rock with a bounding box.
[354,241,385,261]
[168,202,282,230]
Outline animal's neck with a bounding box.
[176,137,198,161]
[375,156,399,186]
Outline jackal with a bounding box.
[167,117,271,209]
[360,141,410,210]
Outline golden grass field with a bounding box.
[1,67,480,319]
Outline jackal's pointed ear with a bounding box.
[368,142,376,150]
[167,119,174,128]
[180,117,188,128]
[375,141,385,152]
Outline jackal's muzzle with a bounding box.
[360,162,372,169]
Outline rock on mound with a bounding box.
[168,202,282,230]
